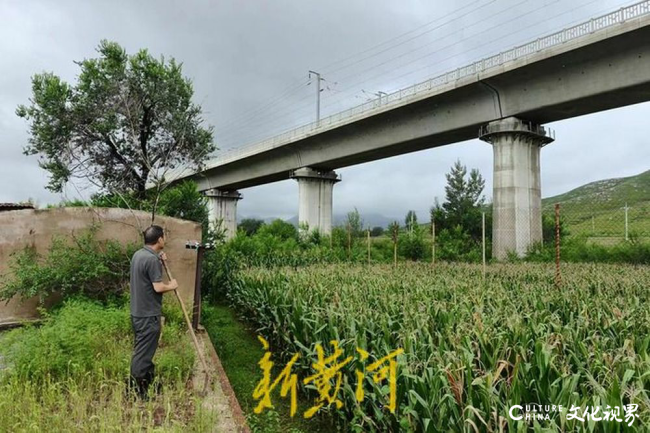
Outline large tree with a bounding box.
[431,160,486,240]
[17,40,215,197]
[443,159,485,218]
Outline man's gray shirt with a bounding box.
[130,246,163,317]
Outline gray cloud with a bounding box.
[1,0,647,221]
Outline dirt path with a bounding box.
[193,329,249,433]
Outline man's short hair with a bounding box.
[143,225,165,245]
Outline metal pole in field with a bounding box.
[624,202,629,241]
[482,212,486,281]
[431,220,435,265]
[347,224,351,259]
[308,70,321,124]
[555,204,561,287]
[367,228,370,265]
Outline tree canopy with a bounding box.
[431,160,486,240]
[17,40,215,196]
[345,208,364,238]
[405,210,418,232]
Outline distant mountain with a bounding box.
[285,212,395,228]
[542,169,649,237]
[240,212,395,228]
[542,169,650,210]
[238,170,649,233]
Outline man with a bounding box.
[129,225,178,399]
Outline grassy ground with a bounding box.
[0,297,215,431]
[201,303,336,433]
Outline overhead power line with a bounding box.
[217,0,637,152]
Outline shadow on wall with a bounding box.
[0,207,201,326]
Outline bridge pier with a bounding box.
[291,167,341,235]
[479,117,554,259]
[205,189,242,240]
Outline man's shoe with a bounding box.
[137,378,151,401]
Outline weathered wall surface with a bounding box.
[0,207,202,325]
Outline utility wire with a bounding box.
[218,0,542,144]
[218,0,535,144]
[218,0,634,151]
[314,0,536,110]
[219,0,534,141]
[320,0,497,76]
[215,0,493,136]
[317,0,632,113]
[215,77,310,133]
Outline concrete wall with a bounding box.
[0,207,202,326]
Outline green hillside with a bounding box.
[542,170,650,239]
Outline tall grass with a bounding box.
[226,263,650,432]
[0,375,213,432]
[0,298,211,431]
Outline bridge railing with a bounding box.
[210,0,650,167]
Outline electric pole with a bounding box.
[309,70,322,124]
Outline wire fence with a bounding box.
[422,201,649,268]
[542,202,650,245]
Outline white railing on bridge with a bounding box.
[210,0,650,167]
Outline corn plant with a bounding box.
[226,262,650,432]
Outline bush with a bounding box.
[0,298,194,383]
[435,226,482,262]
[257,219,298,241]
[239,218,265,236]
[0,227,136,303]
[527,235,650,264]
[399,226,426,261]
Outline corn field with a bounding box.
[227,263,650,432]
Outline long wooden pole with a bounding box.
[482,212,486,281]
[347,224,351,260]
[431,221,435,265]
[162,259,210,393]
[367,229,371,265]
[554,204,561,287]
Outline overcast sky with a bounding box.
[1,0,649,220]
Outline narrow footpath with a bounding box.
[193,329,250,433]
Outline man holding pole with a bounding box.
[129,225,178,399]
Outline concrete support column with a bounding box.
[205,189,242,240]
[291,167,341,235]
[479,117,554,259]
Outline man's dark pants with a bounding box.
[130,315,161,397]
